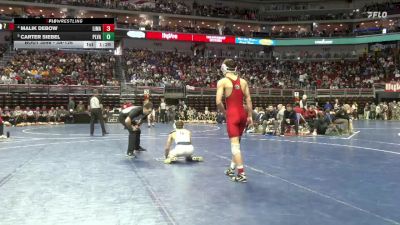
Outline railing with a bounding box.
[0,84,121,95]
[123,84,165,95]
[316,88,374,97]
[186,87,306,97]
[0,84,376,98]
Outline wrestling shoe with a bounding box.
[225,168,235,177]
[191,156,203,162]
[231,173,247,183]
[137,146,147,151]
[126,151,136,158]
[164,157,178,164]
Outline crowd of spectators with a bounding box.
[249,100,353,136]
[18,0,400,22]
[0,50,119,86]
[362,100,400,120]
[0,105,70,125]
[0,97,116,126]
[124,49,400,89]
[249,98,400,136]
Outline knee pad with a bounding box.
[231,143,241,155]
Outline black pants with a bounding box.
[160,109,166,123]
[0,122,3,136]
[281,119,299,135]
[119,117,141,153]
[314,119,328,135]
[306,119,315,132]
[90,108,106,135]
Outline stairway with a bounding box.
[0,48,16,67]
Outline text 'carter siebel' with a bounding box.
[20,34,60,40]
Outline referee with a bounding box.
[89,89,107,136]
[119,102,153,157]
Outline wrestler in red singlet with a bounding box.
[216,59,253,183]
[225,77,248,138]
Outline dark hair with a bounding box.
[223,59,236,70]
[144,102,153,109]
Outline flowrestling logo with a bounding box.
[162,33,178,40]
[367,11,388,18]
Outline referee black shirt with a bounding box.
[119,106,148,125]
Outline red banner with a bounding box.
[192,34,235,44]
[385,83,400,92]
[144,31,235,44]
[145,31,192,42]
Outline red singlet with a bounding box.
[225,76,247,138]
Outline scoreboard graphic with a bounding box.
[12,18,115,49]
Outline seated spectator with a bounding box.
[0,114,3,136]
[332,104,353,134]
[304,105,317,134]
[34,107,41,123]
[41,106,49,122]
[314,112,329,135]
[58,106,68,122]
[76,101,86,113]
[216,111,226,124]
[280,104,299,136]
[24,107,34,123]
[13,106,23,125]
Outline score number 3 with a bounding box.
[102,24,115,32]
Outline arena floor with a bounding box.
[0,121,399,225]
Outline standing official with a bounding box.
[160,98,167,123]
[119,102,153,157]
[89,89,107,136]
